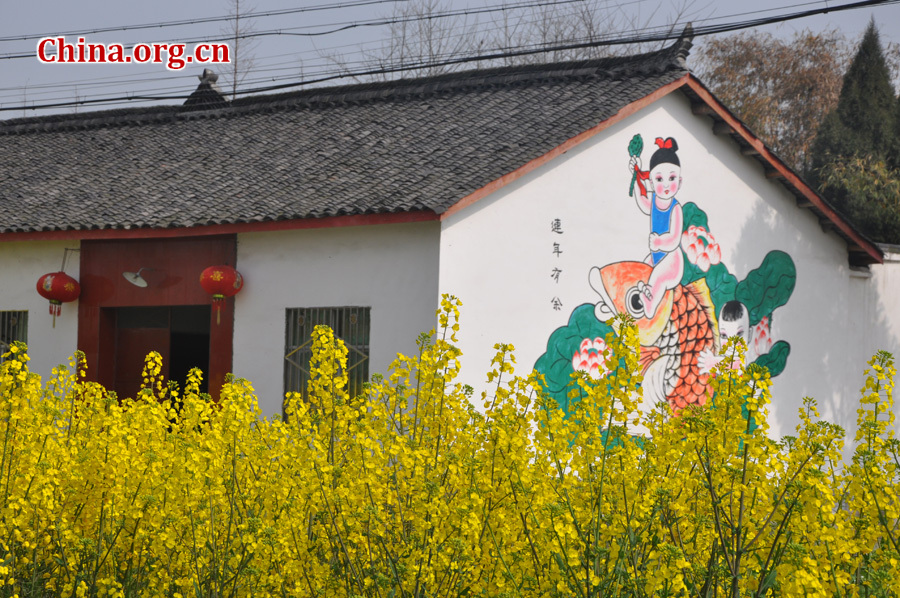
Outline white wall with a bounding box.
[234,222,441,416]
[438,92,900,439]
[0,240,80,380]
[862,247,900,393]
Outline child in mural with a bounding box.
[698,301,751,373]
[629,136,684,319]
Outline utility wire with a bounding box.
[1,0,883,100]
[0,0,411,43]
[0,0,593,60]
[0,0,616,100]
[1,0,645,44]
[1,0,896,112]
[179,0,900,95]
[0,0,606,93]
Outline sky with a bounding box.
[2,0,900,119]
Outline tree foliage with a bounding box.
[820,155,900,244]
[698,22,900,243]
[807,21,900,243]
[808,21,898,183]
[694,29,848,173]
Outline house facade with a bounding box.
[0,32,897,437]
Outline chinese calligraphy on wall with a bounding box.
[551,218,563,311]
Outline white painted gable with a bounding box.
[438,90,900,438]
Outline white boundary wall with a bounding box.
[234,222,441,415]
[0,240,80,381]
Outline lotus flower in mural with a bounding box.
[572,337,609,379]
[682,225,721,272]
[752,316,774,357]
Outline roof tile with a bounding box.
[0,38,692,233]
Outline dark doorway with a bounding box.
[112,305,211,400]
[169,305,211,395]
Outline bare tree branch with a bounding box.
[321,0,709,80]
[222,0,260,100]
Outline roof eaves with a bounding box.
[680,75,883,267]
[0,210,440,242]
[0,30,694,137]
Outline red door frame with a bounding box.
[78,235,236,400]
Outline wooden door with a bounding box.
[114,327,170,401]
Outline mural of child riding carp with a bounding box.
[535,134,797,417]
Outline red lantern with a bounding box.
[36,271,81,328]
[199,265,243,325]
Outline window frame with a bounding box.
[283,306,371,408]
[0,310,28,361]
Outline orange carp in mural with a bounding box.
[590,260,718,413]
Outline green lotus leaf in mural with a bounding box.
[705,263,738,314]
[534,303,614,415]
[680,257,705,287]
[735,251,797,326]
[753,340,791,378]
[681,202,709,234]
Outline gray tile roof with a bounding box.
[0,38,692,234]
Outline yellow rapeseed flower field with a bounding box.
[0,296,897,597]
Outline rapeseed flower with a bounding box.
[0,300,895,597]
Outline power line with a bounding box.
[1,0,896,113]
[0,0,876,102]
[0,0,410,43]
[0,0,614,94]
[200,0,900,95]
[0,0,604,104]
[0,0,625,101]
[0,0,592,61]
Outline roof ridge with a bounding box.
[0,29,692,136]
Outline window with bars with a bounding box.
[0,311,27,361]
[284,306,371,405]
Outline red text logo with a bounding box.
[37,37,231,71]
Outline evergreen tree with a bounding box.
[808,20,900,243]
[893,90,900,168]
[819,155,900,243]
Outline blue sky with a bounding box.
[2,0,899,118]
